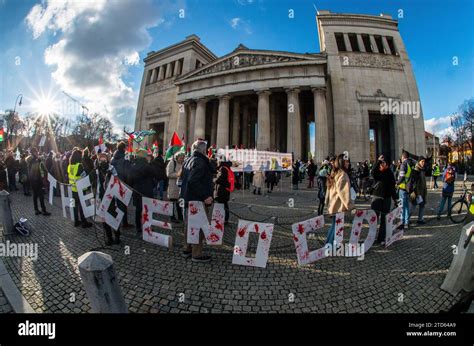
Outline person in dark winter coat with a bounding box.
[151,151,167,200]
[111,142,131,227]
[45,152,54,175]
[306,159,317,188]
[5,151,18,191]
[26,147,51,216]
[129,149,155,235]
[19,153,31,196]
[370,155,398,244]
[180,139,214,263]
[265,170,277,193]
[292,161,300,190]
[317,160,330,215]
[214,159,233,223]
[0,156,7,192]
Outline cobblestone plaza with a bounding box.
[0,178,463,313]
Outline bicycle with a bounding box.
[449,181,470,224]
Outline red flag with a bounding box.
[127,136,133,153]
[152,141,158,150]
[98,135,103,145]
[169,131,183,147]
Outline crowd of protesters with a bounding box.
[0,138,464,262]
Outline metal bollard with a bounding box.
[78,251,128,313]
[0,190,14,236]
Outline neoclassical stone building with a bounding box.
[135,10,426,163]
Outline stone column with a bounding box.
[242,103,249,147]
[152,67,159,83]
[165,62,173,78]
[176,102,187,143]
[256,90,271,151]
[286,88,301,158]
[270,95,276,150]
[174,60,181,76]
[343,33,352,52]
[357,34,366,52]
[381,36,391,55]
[313,87,329,164]
[216,95,231,149]
[211,101,218,145]
[232,98,240,146]
[194,99,207,140]
[158,65,165,80]
[148,69,155,84]
[369,35,379,53]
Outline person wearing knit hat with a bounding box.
[180,138,214,263]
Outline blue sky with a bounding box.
[1,0,473,136]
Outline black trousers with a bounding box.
[31,182,46,212]
[8,172,16,190]
[104,222,120,241]
[318,199,325,215]
[266,181,275,191]
[22,180,30,194]
[170,199,183,221]
[371,197,392,243]
[215,197,229,222]
[134,195,143,232]
[72,191,86,224]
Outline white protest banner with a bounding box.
[59,183,74,220]
[187,201,225,245]
[385,206,403,247]
[347,209,378,256]
[97,176,132,230]
[142,197,173,248]
[94,143,106,154]
[47,173,57,205]
[216,149,292,172]
[292,215,327,265]
[232,220,273,268]
[76,176,95,219]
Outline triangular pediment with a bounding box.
[178,48,323,81]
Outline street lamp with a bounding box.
[13,94,23,114]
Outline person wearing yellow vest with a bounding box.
[432,163,441,189]
[68,149,92,228]
[396,151,412,229]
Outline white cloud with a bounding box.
[229,17,252,34]
[424,115,453,139]
[25,0,165,131]
[230,17,241,29]
[236,0,255,5]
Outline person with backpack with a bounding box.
[265,170,277,193]
[166,151,185,222]
[409,156,428,225]
[26,147,51,216]
[396,151,412,230]
[436,164,456,220]
[214,157,234,224]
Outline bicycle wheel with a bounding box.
[449,200,469,224]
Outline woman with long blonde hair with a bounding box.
[325,153,353,244]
